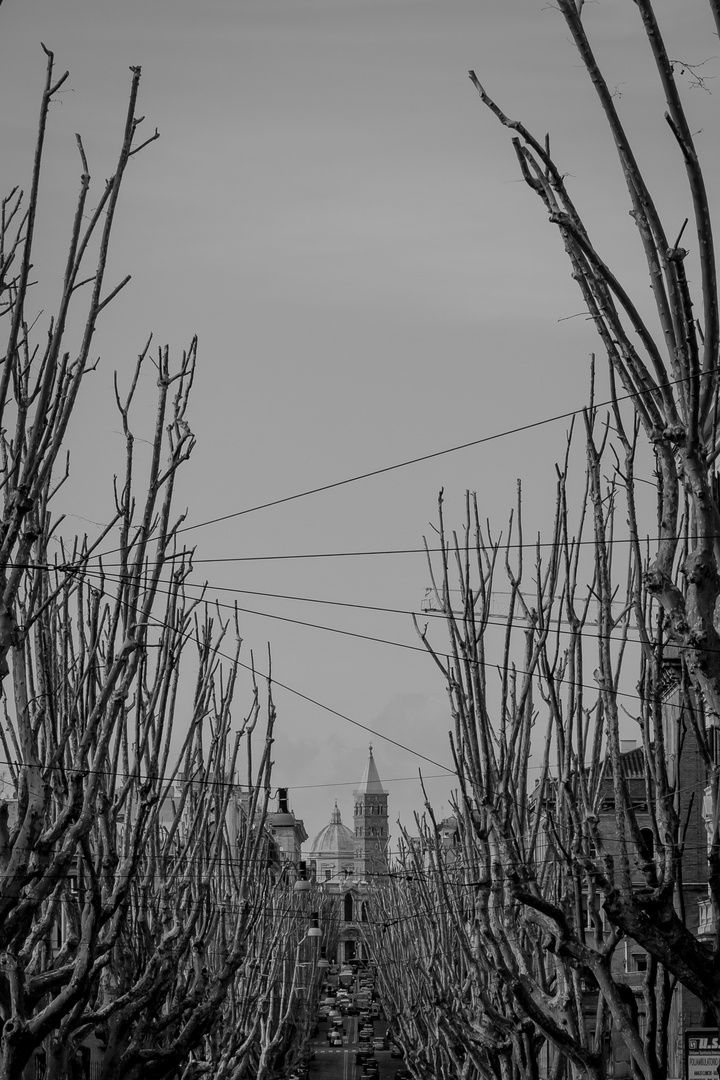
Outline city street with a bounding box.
[310,1016,401,1080]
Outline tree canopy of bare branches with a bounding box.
[0,47,284,1080]
[367,6,720,1080]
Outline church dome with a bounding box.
[310,802,354,859]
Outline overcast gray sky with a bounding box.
[1,0,717,846]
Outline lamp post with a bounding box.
[307,912,322,938]
[294,860,312,893]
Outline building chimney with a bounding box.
[278,788,289,814]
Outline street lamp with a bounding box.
[294,860,311,893]
[307,912,322,938]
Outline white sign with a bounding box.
[686,1030,720,1080]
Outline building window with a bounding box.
[633,952,648,972]
[344,893,354,922]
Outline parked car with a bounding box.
[355,1050,372,1065]
[372,1037,388,1052]
[390,1046,403,1059]
[395,1069,412,1080]
[364,1060,379,1075]
[328,1032,343,1047]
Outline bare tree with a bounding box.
[366,820,545,1080]
[416,0,720,1032]
[364,393,680,1080]
[0,48,279,1080]
[202,890,334,1080]
[51,649,278,1080]
[379,7,720,1075]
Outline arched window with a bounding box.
[344,893,354,922]
[640,827,654,857]
[361,902,368,923]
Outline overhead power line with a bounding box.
[12,560,686,789]
[90,370,699,560]
[69,562,685,675]
[48,529,720,569]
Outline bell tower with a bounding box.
[353,746,388,879]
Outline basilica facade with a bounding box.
[308,747,389,963]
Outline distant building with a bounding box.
[530,712,715,1080]
[307,747,389,963]
[310,802,355,883]
[267,787,308,864]
[353,746,389,878]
